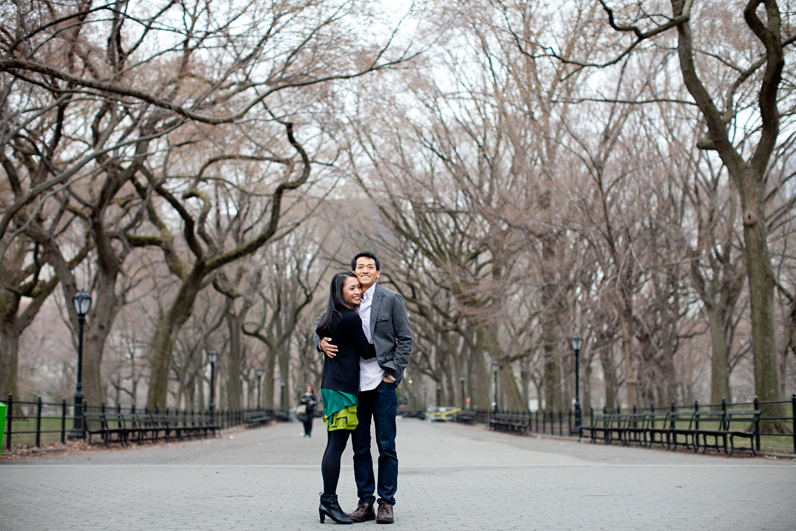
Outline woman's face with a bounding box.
[306,386,313,393]
[342,276,363,308]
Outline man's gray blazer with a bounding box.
[315,283,413,385]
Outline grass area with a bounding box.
[3,416,70,448]
[759,435,796,454]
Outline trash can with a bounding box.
[0,402,6,453]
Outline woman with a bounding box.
[300,386,317,437]
[316,272,375,525]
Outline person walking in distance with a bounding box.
[300,386,318,437]
[317,252,413,524]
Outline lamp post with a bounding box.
[436,381,442,407]
[460,373,466,410]
[68,290,91,440]
[279,378,285,411]
[492,360,499,412]
[208,349,218,413]
[255,368,263,410]
[423,387,428,411]
[570,335,583,435]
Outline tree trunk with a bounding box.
[226,311,243,411]
[620,315,637,408]
[582,354,593,414]
[543,342,561,412]
[0,314,20,402]
[278,344,290,410]
[470,329,490,409]
[484,322,523,410]
[519,362,531,410]
[600,345,617,411]
[659,345,678,407]
[0,271,60,406]
[264,351,276,409]
[540,232,563,412]
[146,267,206,408]
[781,289,796,399]
[82,271,118,408]
[741,179,780,410]
[707,306,730,406]
[498,361,524,411]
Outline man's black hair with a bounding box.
[351,252,380,271]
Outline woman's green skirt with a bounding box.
[321,388,359,431]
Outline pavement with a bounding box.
[0,417,794,530]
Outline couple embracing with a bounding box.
[314,252,413,525]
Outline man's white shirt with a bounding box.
[357,283,385,391]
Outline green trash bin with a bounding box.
[0,402,6,453]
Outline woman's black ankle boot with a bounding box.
[319,493,353,524]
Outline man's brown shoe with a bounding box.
[376,503,394,524]
[348,503,375,522]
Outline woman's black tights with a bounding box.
[321,429,351,495]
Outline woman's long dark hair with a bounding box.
[317,271,357,333]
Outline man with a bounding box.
[316,252,413,524]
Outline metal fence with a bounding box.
[1,394,283,451]
[469,394,796,455]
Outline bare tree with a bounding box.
[550,0,795,418]
[241,227,328,409]
[2,0,421,409]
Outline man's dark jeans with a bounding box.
[352,380,398,506]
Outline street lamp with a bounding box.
[570,335,584,435]
[279,378,285,411]
[208,349,218,412]
[460,373,466,410]
[436,381,442,407]
[423,387,428,411]
[492,360,499,412]
[255,368,263,410]
[68,290,91,440]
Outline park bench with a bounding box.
[178,411,205,438]
[621,412,649,447]
[668,411,698,451]
[148,411,175,441]
[604,413,627,444]
[83,411,127,447]
[243,410,272,428]
[457,410,476,424]
[689,410,728,454]
[131,410,219,441]
[127,412,158,443]
[80,407,224,448]
[581,411,624,444]
[170,411,195,439]
[726,410,761,457]
[199,411,221,437]
[643,411,672,448]
[178,410,220,439]
[148,411,190,440]
[575,406,761,459]
[489,412,528,434]
[697,410,760,457]
[578,411,602,442]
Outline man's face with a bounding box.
[354,257,380,290]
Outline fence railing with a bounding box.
[1,394,284,452]
[469,394,796,455]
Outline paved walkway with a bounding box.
[1,418,794,530]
